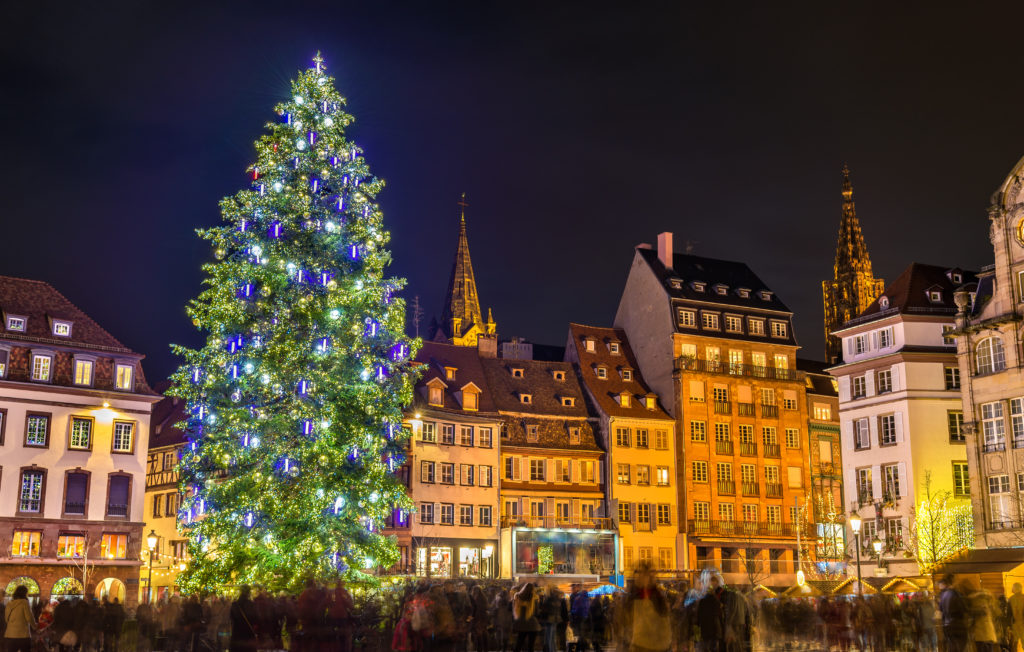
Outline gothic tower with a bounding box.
[438,193,497,346]
[822,166,884,363]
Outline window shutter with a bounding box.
[872,332,879,349]
[546,459,553,482]
[631,503,637,532]
[435,502,442,524]
[572,499,581,522]
[897,462,907,498]
[545,498,555,523]
[596,460,603,484]
[894,411,904,443]
[650,503,658,530]
[846,338,854,355]
[871,465,882,499]
[846,421,855,450]
[890,366,900,392]
[514,457,522,481]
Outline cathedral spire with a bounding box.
[822,165,884,362]
[440,193,495,346]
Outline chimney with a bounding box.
[657,232,673,269]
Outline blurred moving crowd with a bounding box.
[3,566,1024,652]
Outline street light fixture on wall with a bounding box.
[849,510,863,594]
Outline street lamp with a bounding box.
[146,529,158,604]
[872,536,883,557]
[849,511,862,594]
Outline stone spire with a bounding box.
[822,166,884,363]
[440,193,495,346]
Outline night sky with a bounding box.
[3,2,1023,383]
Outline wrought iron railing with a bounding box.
[715,440,734,455]
[675,358,805,382]
[741,482,759,497]
[714,401,731,415]
[739,442,757,456]
[738,402,755,416]
[765,483,783,498]
[688,519,803,538]
[718,480,736,495]
[764,443,781,458]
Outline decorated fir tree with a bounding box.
[170,54,418,593]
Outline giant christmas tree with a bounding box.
[170,54,418,593]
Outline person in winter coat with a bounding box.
[4,585,35,652]
[959,579,998,652]
[696,569,725,651]
[620,560,672,652]
[492,587,514,652]
[468,585,491,652]
[102,596,126,652]
[1009,583,1024,652]
[230,586,259,652]
[537,586,564,652]
[512,583,541,652]
[330,581,355,652]
[569,584,591,652]
[938,575,969,652]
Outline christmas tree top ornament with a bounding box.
[170,52,419,593]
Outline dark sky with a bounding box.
[3,1,1023,383]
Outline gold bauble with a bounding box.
[261,286,272,297]
[214,248,226,260]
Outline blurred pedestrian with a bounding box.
[4,585,35,652]
[229,586,259,652]
[938,575,969,652]
[620,560,671,652]
[1009,583,1024,652]
[512,583,540,652]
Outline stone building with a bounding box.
[565,324,678,576]
[954,156,1024,549]
[822,166,885,364]
[0,276,158,607]
[829,263,973,577]
[434,194,497,347]
[615,233,811,587]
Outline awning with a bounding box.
[932,548,1024,575]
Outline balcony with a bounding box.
[762,405,779,418]
[714,401,731,415]
[738,402,755,417]
[982,442,1006,453]
[765,483,783,498]
[741,482,759,497]
[676,357,805,383]
[716,439,734,455]
[500,516,614,530]
[717,480,736,495]
[817,462,838,477]
[64,502,85,516]
[764,443,781,458]
[688,519,802,538]
[739,441,757,456]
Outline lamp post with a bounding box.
[849,510,862,594]
[146,529,158,604]
[872,536,883,564]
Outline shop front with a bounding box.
[501,526,618,580]
[413,538,497,579]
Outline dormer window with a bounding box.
[621,368,633,381]
[951,272,962,284]
[608,342,621,354]
[691,281,706,292]
[428,386,443,406]
[444,366,457,381]
[115,363,134,391]
[668,278,683,290]
[459,383,481,411]
[0,347,8,378]
[759,291,773,301]
[31,352,53,382]
[736,288,751,298]
[618,392,631,408]
[511,367,524,378]
[596,366,608,379]
[527,424,539,442]
[568,427,581,444]
[583,338,595,353]
[927,290,943,303]
[714,284,728,295]
[52,320,72,337]
[645,395,657,409]
[561,396,575,407]
[879,296,889,309]
[6,315,26,332]
[520,393,532,404]
[552,370,566,381]
[73,356,95,386]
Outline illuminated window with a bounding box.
[74,359,94,386]
[115,363,134,390]
[770,321,788,338]
[52,321,72,337]
[112,422,134,453]
[32,354,52,382]
[976,337,1006,375]
[6,316,26,331]
[657,505,671,526]
[11,531,41,557]
[69,417,93,450]
[100,533,128,560]
[26,415,49,446]
[678,309,697,328]
[702,312,720,330]
[748,318,765,335]
[57,534,86,558]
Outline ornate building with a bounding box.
[436,194,497,347]
[822,166,885,364]
[143,387,188,600]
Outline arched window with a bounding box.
[50,577,84,597]
[976,336,1006,375]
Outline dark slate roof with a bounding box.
[797,358,838,397]
[637,247,792,313]
[0,276,135,353]
[530,343,567,362]
[413,341,497,413]
[855,263,976,321]
[480,357,590,417]
[567,324,673,421]
[149,381,189,449]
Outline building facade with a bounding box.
[565,324,678,576]
[954,156,1024,548]
[822,166,885,364]
[615,233,812,587]
[143,388,188,600]
[406,341,502,578]
[0,277,158,607]
[481,357,615,581]
[830,263,974,576]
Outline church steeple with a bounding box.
[822,166,884,363]
[440,193,496,346]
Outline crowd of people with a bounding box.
[3,568,1024,651]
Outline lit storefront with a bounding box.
[501,523,618,580]
[413,539,496,579]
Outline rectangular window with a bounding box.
[854,418,870,449]
[74,359,94,386]
[718,503,734,521]
[785,428,800,449]
[100,533,128,559]
[419,503,434,524]
[702,312,720,330]
[942,324,956,345]
[64,472,88,515]
[945,366,961,389]
[440,504,454,525]
[526,425,539,441]
[761,388,776,406]
[1010,399,1024,447]
[787,466,803,488]
[20,470,44,512]
[877,369,892,394]
[852,376,866,398]
[112,421,134,453]
[981,401,1006,447]
[657,504,671,525]
[556,459,571,483]
[725,315,743,332]
[617,463,631,484]
[878,327,893,348]
[742,504,758,522]
[479,465,492,487]
[774,354,789,371]
[693,502,710,521]
[440,463,455,484]
[619,502,631,524]
[765,465,780,483]
[7,316,26,331]
[637,504,650,525]
[717,462,733,481]
[813,403,832,420]
[854,335,867,354]
[690,420,707,442]
[636,429,649,448]
[165,492,179,517]
[421,461,435,483]
[748,318,765,335]
[655,430,668,449]
[115,364,133,390]
[766,505,781,524]
[770,321,788,338]
[678,309,696,328]
[762,427,777,445]
[56,534,85,558]
[479,506,492,526]
[11,531,41,557]
[568,427,581,445]
[879,414,897,445]
[459,464,474,486]
[107,475,130,517]
[32,354,52,381]
[738,424,754,444]
[421,422,436,442]
[689,380,705,402]
[857,468,873,502]
[615,427,631,447]
[636,465,651,485]
[952,462,970,497]
[152,493,164,518]
[459,426,473,446]
[692,461,708,483]
[580,460,595,483]
[459,505,473,526]
[529,459,545,481]
[440,424,455,445]
[714,422,730,442]
[478,427,492,448]
[26,414,49,447]
[988,475,1012,526]
[948,410,965,442]
[69,417,93,450]
[883,464,901,498]
[656,466,670,486]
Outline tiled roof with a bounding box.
[637,247,792,313]
[480,357,589,417]
[149,380,189,449]
[412,341,497,414]
[567,323,673,421]
[797,358,837,397]
[857,263,976,320]
[0,275,134,353]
